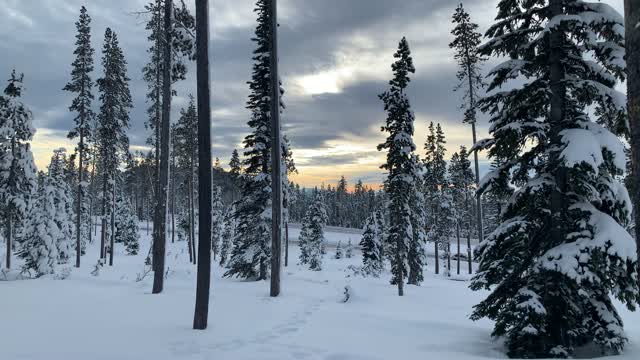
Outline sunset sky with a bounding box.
[0,0,625,188]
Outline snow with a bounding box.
[1,223,639,360]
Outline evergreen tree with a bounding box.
[298,213,311,265]
[345,239,353,259]
[307,193,327,270]
[225,0,287,280]
[377,38,418,295]
[17,186,59,277]
[449,146,475,275]
[0,70,37,269]
[407,154,427,285]
[334,241,343,260]
[115,192,139,255]
[471,1,638,357]
[219,205,236,267]
[360,210,385,277]
[211,186,224,259]
[63,5,95,268]
[450,3,485,243]
[229,149,241,179]
[423,122,450,275]
[96,28,132,263]
[47,149,75,265]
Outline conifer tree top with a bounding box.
[389,37,415,91]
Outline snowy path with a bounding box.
[1,227,639,360]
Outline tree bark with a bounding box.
[76,115,85,268]
[456,221,461,275]
[434,241,439,275]
[269,0,283,298]
[171,139,176,243]
[152,0,172,294]
[5,216,12,269]
[193,0,213,329]
[109,182,115,266]
[625,0,640,296]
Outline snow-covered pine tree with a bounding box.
[115,192,139,255]
[96,28,132,264]
[225,0,287,280]
[211,186,224,259]
[334,241,343,260]
[305,193,328,271]
[377,37,418,296]
[471,1,638,357]
[0,70,37,270]
[47,148,75,265]
[298,213,311,265]
[423,122,451,275]
[63,5,95,268]
[345,239,353,259]
[450,2,485,244]
[141,0,195,174]
[360,210,385,277]
[17,186,59,277]
[449,146,475,274]
[407,154,427,285]
[229,149,241,179]
[219,205,236,267]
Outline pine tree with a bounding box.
[115,192,139,255]
[229,149,241,179]
[305,193,327,270]
[377,37,417,296]
[406,154,427,285]
[423,122,450,275]
[225,0,286,280]
[345,239,353,259]
[450,3,485,244]
[96,28,132,265]
[360,210,385,277]
[17,186,58,277]
[219,205,236,267]
[471,1,638,357]
[449,146,475,275]
[211,186,224,259]
[47,149,75,265]
[0,70,37,270]
[63,5,95,268]
[334,241,343,260]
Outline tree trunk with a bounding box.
[76,135,84,268]
[109,182,115,266]
[395,235,404,296]
[5,216,12,269]
[269,0,283,298]
[101,170,108,260]
[467,219,472,274]
[152,0,172,294]
[285,221,289,267]
[625,0,640,296]
[193,0,213,329]
[434,241,439,275]
[171,141,176,243]
[456,221,461,275]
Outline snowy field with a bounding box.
[1,225,639,360]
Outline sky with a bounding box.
[0,0,626,189]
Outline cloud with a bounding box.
[0,0,626,187]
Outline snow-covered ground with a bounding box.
[1,225,639,360]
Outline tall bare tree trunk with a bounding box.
[456,221,461,275]
[5,216,12,269]
[152,0,172,294]
[109,182,115,266]
[626,0,640,293]
[171,140,176,243]
[434,241,439,274]
[269,0,283,297]
[193,0,213,329]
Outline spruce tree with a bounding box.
[96,28,132,265]
[450,3,485,243]
[47,149,75,265]
[63,5,95,268]
[0,70,37,270]
[229,149,241,179]
[219,205,236,267]
[334,241,343,260]
[115,192,139,255]
[211,186,224,259]
[306,193,327,270]
[407,154,427,285]
[345,239,353,259]
[471,1,638,357]
[17,186,59,277]
[377,37,418,296]
[449,146,475,275]
[360,210,385,277]
[298,213,311,265]
[225,0,287,280]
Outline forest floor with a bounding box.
[1,224,639,360]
